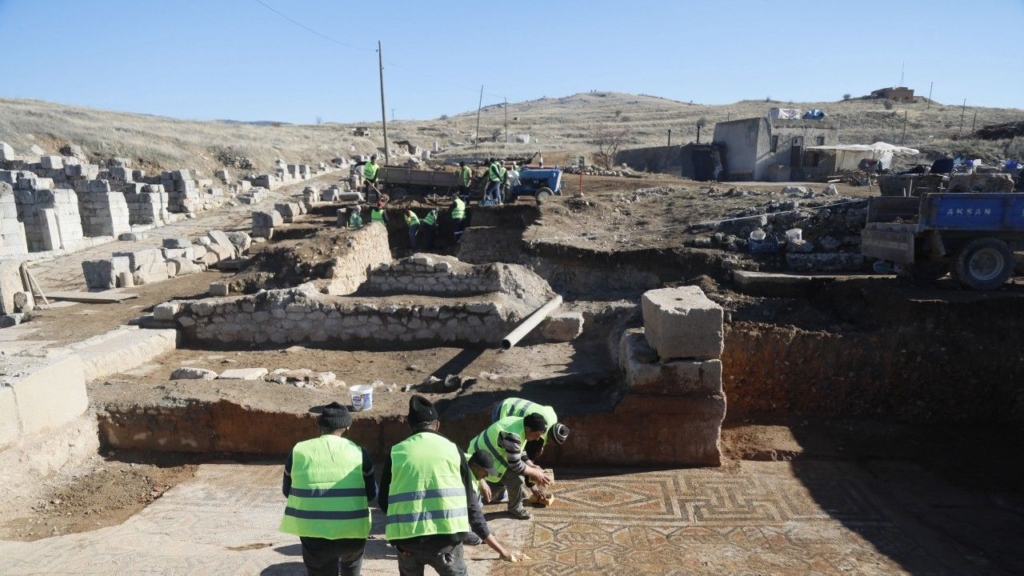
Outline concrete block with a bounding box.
[252,210,283,230]
[541,312,584,342]
[171,367,218,380]
[9,354,88,435]
[0,141,14,162]
[74,328,178,381]
[0,261,24,315]
[641,286,723,361]
[218,368,269,380]
[209,281,229,296]
[40,156,63,170]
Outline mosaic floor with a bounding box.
[0,460,1018,575]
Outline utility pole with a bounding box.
[901,111,908,145]
[959,98,966,137]
[504,98,508,143]
[927,81,933,110]
[377,40,389,165]
[667,128,672,147]
[474,85,483,149]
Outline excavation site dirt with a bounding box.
[3,172,1023,574]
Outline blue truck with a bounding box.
[862,193,1024,289]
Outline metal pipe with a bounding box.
[501,295,563,350]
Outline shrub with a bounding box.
[883,99,895,110]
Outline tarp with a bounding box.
[768,107,801,120]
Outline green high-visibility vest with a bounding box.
[495,398,558,447]
[466,416,525,483]
[405,212,419,226]
[348,212,362,229]
[370,208,386,223]
[487,163,502,182]
[279,435,370,540]
[385,432,470,541]
[363,162,378,180]
[458,166,471,186]
[422,210,438,226]
[451,198,465,220]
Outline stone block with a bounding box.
[0,142,14,161]
[40,156,63,170]
[153,302,183,321]
[274,203,301,223]
[132,261,170,285]
[620,331,723,395]
[82,259,116,290]
[209,281,229,296]
[0,261,24,315]
[171,367,218,380]
[168,257,201,276]
[218,368,269,380]
[9,354,87,436]
[74,328,178,381]
[641,286,723,361]
[207,230,237,257]
[226,231,252,255]
[207,242,234,262]
[541,312,584,342]
[163,237,191,249]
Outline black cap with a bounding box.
[317,401,352,430]
[551,423,570,445]
[469,450,499,477]
[408,395,439,424]
[524,413,548,432]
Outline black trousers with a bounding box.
[299,536,366,576]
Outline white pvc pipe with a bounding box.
[501,295,563,350]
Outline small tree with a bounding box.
[843,93,852,101]
[592,123,631,169]
[883,99,895,110]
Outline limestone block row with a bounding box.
[172,288,516,347]
[77,188,131,238]
[365,256,501,296]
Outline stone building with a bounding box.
[870,86,915,103]
[712,115,839,182]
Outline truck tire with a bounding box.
[953,237,1013,290]
[535,187,553,204]
[905,260,949,282]
[390,188,408,201]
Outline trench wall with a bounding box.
[324,223,392,295]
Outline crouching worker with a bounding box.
[491,397,570,507]
[467,414,552,519]
[280,402,376,576]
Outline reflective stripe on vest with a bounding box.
[385,433,470,541]
[422,210,437,226]
[488,164,502,182]
[405,212,419,226]
[451,199,465,220]
[371,209,385,222]
[497,398,557,446]
[279,435,370,539]
[363,162,378,180]
[467,416,524,482]
[458,167,471,186]
[348,213,362,229]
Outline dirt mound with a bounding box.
[975,121,1024,140]
[230,227,353,293]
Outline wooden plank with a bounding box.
[46,291,139,303]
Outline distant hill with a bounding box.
[0,92,1020,174]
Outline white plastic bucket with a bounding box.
[350,385,373,411]
[749,228,766,241]
[785,228,802,242]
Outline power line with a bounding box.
[252,0,372,52]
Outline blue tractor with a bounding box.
[508,167,563,203]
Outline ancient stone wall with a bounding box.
[323,224,392,295]
[363,255,501,296]
[166,286,526,348]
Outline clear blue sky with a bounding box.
[1,0,1021,124]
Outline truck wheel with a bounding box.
[953,237,1013,290]
[535,187,553,204]
[905,260,949,282]
[390,188,408,201]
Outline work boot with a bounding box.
[508,507,531,520]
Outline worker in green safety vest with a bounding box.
[456,162,472,200]
[404,209,420,251]
[450,197,466,244]
[280,402,376,576]
[421,209,438,249]
[492,398,570,508]
[380,396,503,574]
[369,200,388,225]
[484,159,505,205]
[466,414,552,519]
[361,155,379,202]
[346,205,363,230]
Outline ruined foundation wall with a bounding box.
[169,286,527,348]
[324,224,392,295]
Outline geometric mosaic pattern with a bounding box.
[1,461,1015,575]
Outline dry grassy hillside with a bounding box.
[0,92,1021,174]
